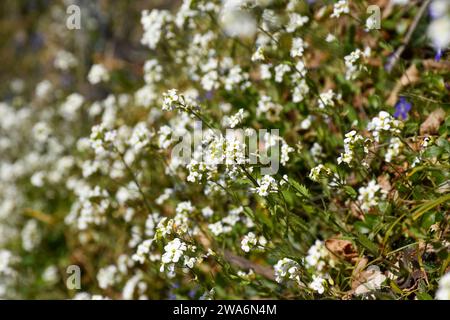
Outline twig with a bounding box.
[223,250,275,281]
[385,0,431,73]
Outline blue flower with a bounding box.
[394,97,412,120]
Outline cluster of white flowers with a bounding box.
[222,109,247,128]
[89,123,117,156]
[54,50,78,70]
[160,238,197,277]
[337,130,365,165]
[318,89,340,109]
[286,13,309,33]
[162,89,182,111]
[35,80,53,100]
[331,0,350,18]
[385,137,403,162]
[305,240,331,273]
[274,63,291,83]
[0,250,17,277]
[143,59,163,84]
[240,232,267,253]
[129,122,153,152]
[292,78,309,103]
[357,180,386,212]
[344,48,370,80]
[253,175,278,197]
[290,37,308,58]
[309,275,327,294]
[21,220,41,252]
[88,64,110,85]
[60,93,84,121]
[97,265,119,289]
[310,142,324,163]
[141,9,173,50]
[274,258,301,284]
[367,111,403,142]
[257,95,282,121]
[309,164,332,182]
[208,206,247,236]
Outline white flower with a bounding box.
[357,180,386,212]
[220,7,256,38]
[161,238,187,264]
[60,93,84,121]
[42,265,59,284]
[355,266,387,295]
[309,275,327,294]
[337,130,365,166]
[325,34,336,42]
[367,111,403,142]
[427,16,450,52]
[240,232,266,252]
[309,164,332,182]
[300,116,313,130]
[260,64,272,80]
[274,258,301,284]
[385,137,403,162]
[310,142,324,163]
[281,142,294,165]
[35,80,53,99]
[344,48,369,80]
[318,89,340,109]
[251,46,265,62]
[155,188,173,205]
[201,206,214,218]
[54,50,78,70]
[257,95,282,120]
[32,122,52,143]
[436,272,450,300]
[88,64,110,84]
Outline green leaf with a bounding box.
[290,179,311,199]
[344,186,357,198]
[355,233,379,256]
[413,193,450,220]
[416,292,433,300]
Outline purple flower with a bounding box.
[394,97,412,120]
[435,48,443,62]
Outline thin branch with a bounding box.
[385,0,431,73]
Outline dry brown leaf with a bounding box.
[325,238,359,264]
[377,174,392,193]
[420,108,446,135]
[422,59,450,71]
[386,64,419,106]
[350,257,368,291]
